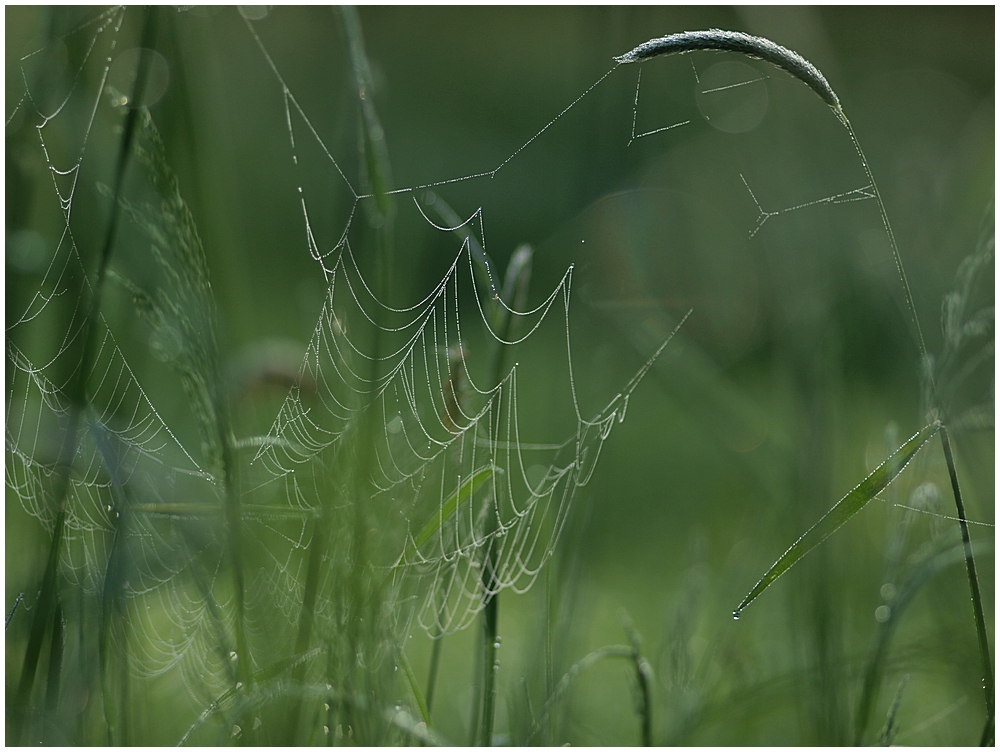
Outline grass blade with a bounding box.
[735,421,941,616]
[620,611,654,746]
[396,647,431,728]
[400,467,495,562]
[131,503,318,519]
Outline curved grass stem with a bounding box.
[616,31,989,740]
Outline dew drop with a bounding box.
[875,605,891,623]
[231,724,242,738]
[230,650,238,661]
[732,610,741,621]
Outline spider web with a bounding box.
[5,6,881,716]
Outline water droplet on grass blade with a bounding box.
[732,610,740,620]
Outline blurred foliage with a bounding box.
[6,6,993,745]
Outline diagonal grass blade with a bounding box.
[400,466,496,563]
[734,421,941,617]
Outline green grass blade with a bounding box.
[396,647,431,728]
[735,421,941,616]
[620,611,654,746]
[939,426,994,745]
[425,632,443,716]
[131,503,318,519]
[400,467,495,562]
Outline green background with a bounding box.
[6,6,994,745]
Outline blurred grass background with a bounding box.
[6,6,993,745]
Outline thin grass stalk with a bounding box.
[397,648,431,730]
[634,652,653,746]
[877,675,909,746]
[12,9,158,742]
[621,612,654,746]
[476,249,532,746]
[341,8,397,741]
[99,507,125,745]
[940,427,994,745]
[43,601,64,720]
[425,615,444,717]
[219,422,250,694]
[544,565,555,745]
[478,584,500,746]
[287,513,330,740]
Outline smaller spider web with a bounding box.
[6,6,214,601]
[6,9,255,707]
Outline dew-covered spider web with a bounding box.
[7,6,886,718]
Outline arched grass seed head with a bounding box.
[614,29,842,118]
